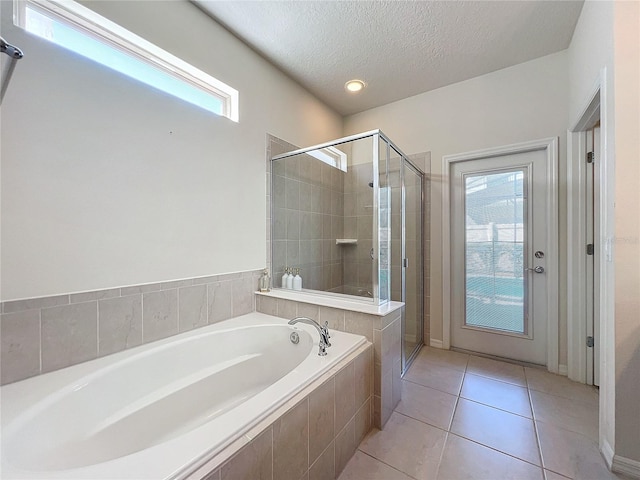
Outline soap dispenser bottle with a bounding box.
[293,268,302,291]
[286,268,294,290]
[259,269,270,292]
[281,268,290,289]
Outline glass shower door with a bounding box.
[390,148,424,373]
[402,163,424,369]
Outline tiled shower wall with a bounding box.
[266,134,432,344]
[342,162,374,297]
[0,269,262,385]
[268,136,345,291]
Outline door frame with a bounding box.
[567,87,601,384]
[400,156,426,373]
[566,69,616,469]
[442,138,559,373]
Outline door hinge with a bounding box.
[403,258,409,268]
[587,336,594,348]
[586,244,594,255]
[587,152,594,164]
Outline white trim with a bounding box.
[613,455,640,479]
[429,339,443,349]
[558,364,568,376]
[566,69,616,466]
[566,129,588,382]
[14,0,239,121]
[308,146,348,172]
[602,437,615,470]
[567,83,601,384]
[597,66,616,474]
[442,138,559,372]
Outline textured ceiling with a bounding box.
[195,1,584,116]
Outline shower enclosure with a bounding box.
[269,130,428,371]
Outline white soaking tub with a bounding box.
[0,312,366,479]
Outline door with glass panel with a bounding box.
[402,162,424,368]
[450,150,548,365]
[390,150,424,372]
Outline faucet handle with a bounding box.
[322,321,331,347]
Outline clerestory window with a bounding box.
[14,0,239,121]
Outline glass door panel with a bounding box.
[403,161,424,368]
[464,169,527,334]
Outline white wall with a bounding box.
[566,0,618,461]
[568,0,640,466]
[344,51,569,364]
[0,0,342,300]
[612,1,640,466]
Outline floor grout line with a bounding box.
[457,394,534,420]
[464,370,529,388]
[346,350,604,480]
[392,409,452,434]
[445,430,544,470]
[355,448,421,480]
[529,384,547,474]
[401,376,462,397]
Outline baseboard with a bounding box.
[613,455,640,479]
[601,438,615,470]
[558,364,568,376]
[429,339,443,349]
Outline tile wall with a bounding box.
[267,134,431,346]
[342,161,374,297]
[198,343,373,480]
[268,136,345,292]
[256,294,402,429]
[0,269,262,385]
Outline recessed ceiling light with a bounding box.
[345,79,366,93]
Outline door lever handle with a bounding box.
[526,266,545,273]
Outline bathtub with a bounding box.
[0,312,366,479]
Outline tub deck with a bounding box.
[1,312,367,479]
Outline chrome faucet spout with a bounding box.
[288,316,331,356]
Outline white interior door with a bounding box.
[450,149,549,365]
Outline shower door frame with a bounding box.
[399,157,426,374]
[270,129,407,306]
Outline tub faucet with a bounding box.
[288,317,331,356]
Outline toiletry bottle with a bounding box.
[286,268,294,289]
[281,268,289,289]
[259,269,270,292]
[293,268,302,291]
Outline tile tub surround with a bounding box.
[0,269,262,385]
[256,291,403,429]
[189,342,374,480]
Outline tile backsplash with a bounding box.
[0,269,262,385]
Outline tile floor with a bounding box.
[338,347,621,480]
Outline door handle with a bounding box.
[526,266,545,274]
